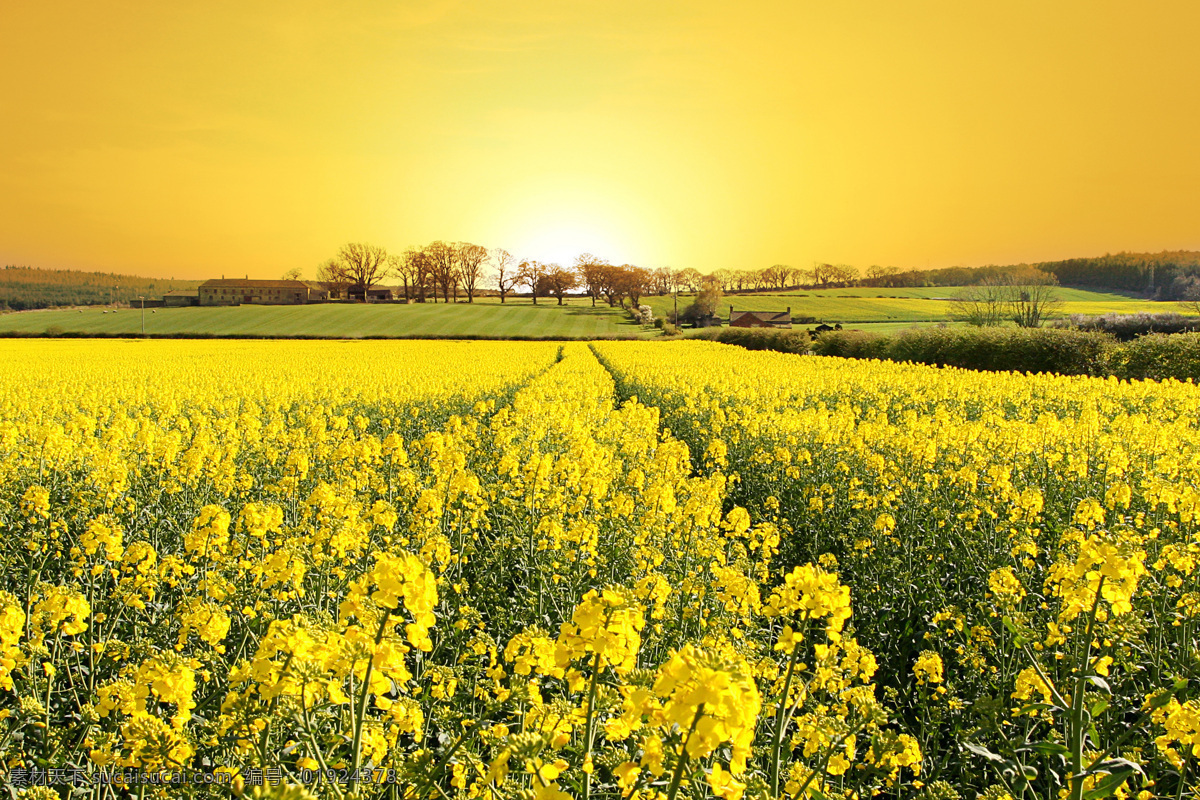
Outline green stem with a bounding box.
[666,704,705,800]
[1069,575,1106,800]
[352,607,395,792]
[582,651,602,800]
[770,637,802,796]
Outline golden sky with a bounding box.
[3,1,1199,279]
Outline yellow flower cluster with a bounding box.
[11,337,1198,799]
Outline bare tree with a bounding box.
[1006,270,1062,328]
[491,248,519,303]
[951,278,1008,327]
[281,267,303,281]
[457,243,489,303]
[762,264,792,289]
[866,265,900,282]
[519,260,547,305]
[390,253,413,302]
[676,268,703,293]
[330,243,391,300]
[402,247,435,303]
[425,241,458,303]
[1184,283,1200,316]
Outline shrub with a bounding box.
[809,329,890,360]
[1109,332,1200,382]
[690,327,811,353]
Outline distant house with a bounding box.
[304,282,331,302]
[729,306,792,328]
[199,279,310,306]
[347,286,395,302]
[162,289,199,307]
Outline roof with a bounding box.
[163,289,199,296]
[200,279,309,289]
[731,310,792,323]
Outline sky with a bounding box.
[3,0,1199,280]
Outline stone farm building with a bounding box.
[163,289,199,307]
[199,279,311,306]
[729,307,793,328]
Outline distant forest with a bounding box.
[0,266,202,311]
[860,251,1200,299]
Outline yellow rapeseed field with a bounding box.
[0,339,1197,800]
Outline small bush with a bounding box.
[690,327,811,353]
[810,329,889,360]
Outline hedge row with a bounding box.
[1052,311,1200,341]
[693,326,1200,382]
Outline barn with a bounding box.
[729,306,792,329]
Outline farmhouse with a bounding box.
[729,306,792,328]
[199,279,310,306]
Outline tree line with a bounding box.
[313,242,884,306]
[856,251,1200,297]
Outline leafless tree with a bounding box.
[762,264,792,289]
[456,243,489,303]
[330,243,391,300]
[951,277,1008,326]
[425,241,458,303]
[281,267,303,281]
[649,267,673,296]
[866,265,900,281]
[519,260,547,305]
[674,268,702,293]
[1006,270,1062,327]
[491,248,519,303]
[401,247,434,303]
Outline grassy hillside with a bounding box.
[0,286,1177,339]
[0,300,652,338]
[0,266,201,310]
[645,286,1169,325]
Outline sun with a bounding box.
[518,223,623,267]
[493,180,645,267]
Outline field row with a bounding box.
[0,340,1198,800]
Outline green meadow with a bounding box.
[0,300,651,338]
[0,287,1179,338]
[644,285,1168,325]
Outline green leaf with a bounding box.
[1081,768,1136,800]
[963,742,1007,764]
[1085,759,1145,778]
[1018,741,1069,757]
[1086,675,1112,693]
[1147,691,1177,710]
[1090,699,1109,717]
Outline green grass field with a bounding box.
[0,287,1181,338]
[0,300,652,338]
[645,285,1170,325]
